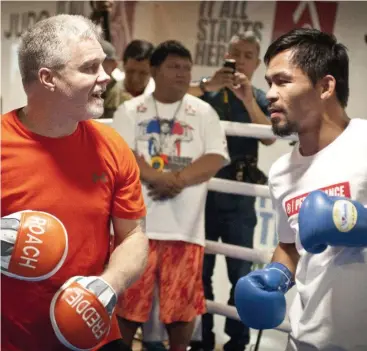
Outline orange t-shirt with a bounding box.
[1,109,146,351]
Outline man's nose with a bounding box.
[266,84,278,103]
[98,65,111,84]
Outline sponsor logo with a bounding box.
[92,173,108,184]
[285,182,351,217]
[272,1,338,41]
[332,200,358,232]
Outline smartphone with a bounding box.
[223,59,236,72]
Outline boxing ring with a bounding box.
[98,118,297,350]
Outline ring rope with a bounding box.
[205,240,273,264]
[208,178,270,198]
[96,118,298,141]
[206,300,292,333]
[220,121,297,140]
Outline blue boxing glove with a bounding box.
[234,262,294,330]
[299,190,367,254]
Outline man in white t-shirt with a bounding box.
[234,28,367,351]
[112,40,229,351]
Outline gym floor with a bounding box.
[130,327,288,350]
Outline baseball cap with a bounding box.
[100,40,118,61]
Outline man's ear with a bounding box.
[38,68,56,92]
[319,75,336,102]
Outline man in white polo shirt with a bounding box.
[112,40,229,351]
[235,28,367,351]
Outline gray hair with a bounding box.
[229,31,261,55]
[18,14,102,85]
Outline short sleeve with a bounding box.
[254,88,270,117]
[203,103,230,164]
[112,139,146,219]
[269,181,295,244]
[111,103,136,150]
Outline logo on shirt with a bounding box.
[284,181,351,217]
[137,103,147,113]
[92,172,108,184]
[185,104,197,116]
[137,117,194,171]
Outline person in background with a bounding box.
[100,39,155,119]
[100,39,124,119]
[188,31,275,351]
[112,40,230,351]
[122,39,155,99]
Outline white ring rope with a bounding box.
[101,118,291,335]
[208,178,270,198]
[206,300,292,333]
[205,240,273,265]
[96,118,298,141]
[220,120,298,140]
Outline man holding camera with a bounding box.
[189,31,275,351]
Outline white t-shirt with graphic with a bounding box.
[269,118,367,351]
[112,93,229,246]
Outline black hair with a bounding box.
[264,28,349,107]
[150,40,192,67]
[123,40,154,63]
